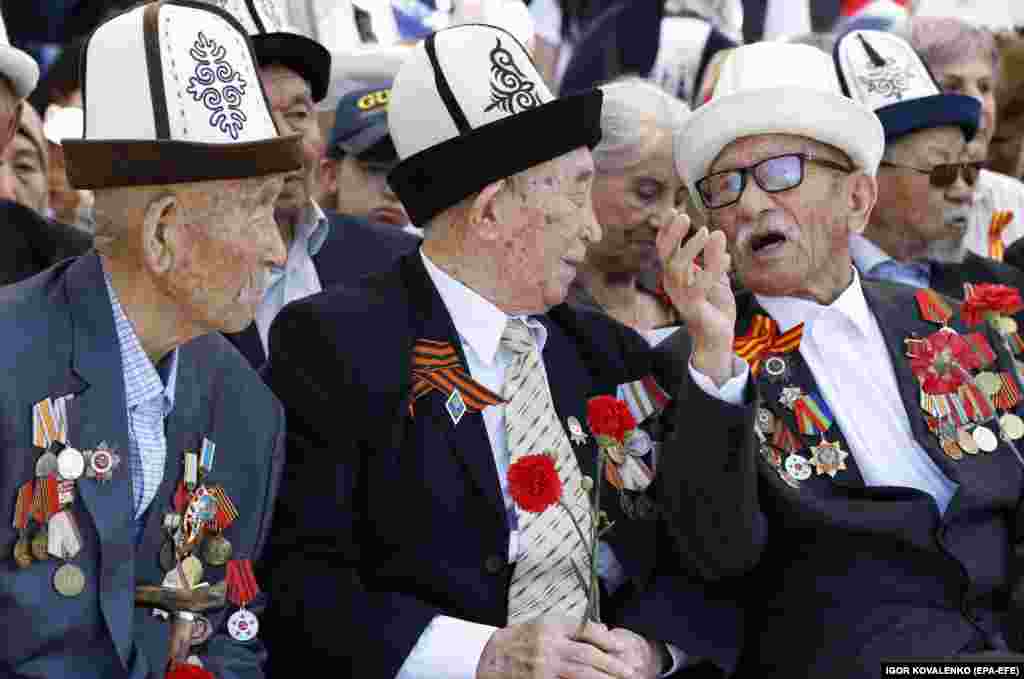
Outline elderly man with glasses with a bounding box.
[664,35,1024,679]
[836,31,1024,305]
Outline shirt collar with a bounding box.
[757,266,875,339]
[287,201,330,261]
[849,233,892,275]
[420,250,548,366]
[103,269,178,414]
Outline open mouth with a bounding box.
[749,230,788,255]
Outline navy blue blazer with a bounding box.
[0,199,91,287]
[0,253,285,678]
[224,209,419,368]
[261,251,759,677]
[658,281,1024,678]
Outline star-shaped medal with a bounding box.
[566,416,588,446]
[809,439,849,478]
[779,386,804,410]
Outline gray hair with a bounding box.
[593,76,690,174]
[909,16,999,80]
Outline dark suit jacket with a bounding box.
[659,281,1024,678]
[931,252,1024,308]
[262,252,760,677]
[224,209,419,368]
[0,253,285,678]
[1004,239,1024,274]
[0,199,91,286]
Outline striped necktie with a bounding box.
[501,318,591,624]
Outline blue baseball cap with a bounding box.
[328,83,395,162]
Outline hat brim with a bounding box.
[63,134,304,189]
[389,89,603,227]
[251,32,331,103]
[0,45,39,99]
[876,93,980,143]
[334,120,390,157]
[678,86,885,207]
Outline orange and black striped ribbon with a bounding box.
[994,372,1022,411]
[733,315,804,376]
[12,481,32,530]
[989,210,1014,261]
[409,339,505,416]
[210,485,239,532]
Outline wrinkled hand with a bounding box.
[476,615,641,679]
[606,628,666,679]
[656,213,737,386]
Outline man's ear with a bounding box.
[141,192,183,276]
[318,157,338,203]
[468,178,506,240]
[847,173,878,235]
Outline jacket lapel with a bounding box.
[861,282,963,484]
[223,323,265,369]
[63,253,137,669]
[929,262,967,301]
[400,254,507,526]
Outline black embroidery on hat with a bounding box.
[484,38,542,114]
[855,33,914,101]
[186,32,248,140]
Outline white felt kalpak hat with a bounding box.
[192,0,331,102]
[387,23,602,227]
[63,0,303,190]
[834,30,980,144]
[676,42,884,208]
[0,8,39,99]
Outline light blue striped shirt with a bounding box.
[103,271,178,537]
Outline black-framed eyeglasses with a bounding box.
[696,153,854,210]
[879,160,983,188]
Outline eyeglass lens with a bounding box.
[698,155,805,209]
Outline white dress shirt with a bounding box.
[694,268,958,514]
[397,251,682,679]
[255,202,329,354]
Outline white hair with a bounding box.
[593,76,690,174]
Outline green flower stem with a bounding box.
[591,448,606,624]
[557,499,593,571]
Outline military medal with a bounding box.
[35,452,58,478]
[13,536,32,569]
[190,614,214,646]
[784,453,813,482]
[30,529,49,562]
[226,559,261,641]
[199,438,216,477]
[53,563,86,597]
[566,417,588,445]
[808,439,848,478]
[779,386,804,410]
[47,510,83,559]
[973,425,999,452]
[762,356,789,382]
[184,451,199,491]
[777,467,801,489]
[942,436,964,460]
[757,408,776,436]
[84,445,120,482]
[1000,414,1024,441]
[203,534,233,567]
[56,447,85,481]
[957,426,980,455]
[445,389,467,426]
[624,429,652,457]
[976,372,1003,397]
[997,317,1018,335]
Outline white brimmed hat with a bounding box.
[0,8,39,98]
[676,42,884,207]
[63,0,303,190]
[193,0,331,102]
[834,30,980,143]
[387,23,602,226]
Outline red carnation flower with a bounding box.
[961,283,1024,327]
[908,330,978,394]
[587,396,637,443]
[507,454,563,514]
[166,664,216,679]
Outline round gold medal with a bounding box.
[203,534,232,567]
[53,563,86,597]
[998,317,1019,335]
[973,425,999,453]
[942,438,963,460]
[31,530,49,561]
[180,555,204,587]
[1001,413,1024,441]
[976,372,1003,396]
[13,536,32,569]
[957,427,979,455]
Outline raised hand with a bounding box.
[656,213,737,386]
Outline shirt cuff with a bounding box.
[395,615,498,679]
[687,355,749,406]
[661,642,688,676]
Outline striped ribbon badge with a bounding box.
[988,210,1013,262]
[734,314,804,376]
[409,339,504,416]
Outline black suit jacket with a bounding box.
[659,281,1024,678]
[223,209,419,368]
[931,252,1024,308]
[261,252,760,677]
[0,200,91,287]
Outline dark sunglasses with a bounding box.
[879,160,983,188]
[696,153,853,210]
